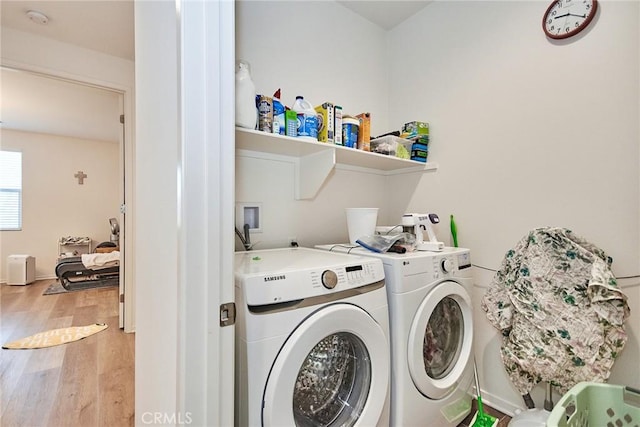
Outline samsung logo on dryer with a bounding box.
[264,274,286,282]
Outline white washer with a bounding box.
[234,247,391,427]
[316,245,475,427]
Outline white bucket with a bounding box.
[345,208,378,245]
[508,409,550,427]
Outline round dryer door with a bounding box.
[262,303,389,427]
[407,281,473,399]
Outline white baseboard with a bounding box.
[480,389,524,417]
[1,274,56,285]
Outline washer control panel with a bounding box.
[312,262,381,290]
[321,270,338,289]
[236,248,385,307]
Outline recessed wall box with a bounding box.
[236,203,263,233]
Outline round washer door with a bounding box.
[263,303,389,427]
[407,281,473,399]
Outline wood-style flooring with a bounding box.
[457,398,512,427]
[0,280,509,427]
[1,279,134,427]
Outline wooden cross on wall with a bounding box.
[74,171,87,185]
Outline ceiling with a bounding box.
[1,67,123,143]
[337,1,432,30]
[1,0,134,61]
[1,1,133,142]
[0,1,428,142]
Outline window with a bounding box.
[0,151,22,231]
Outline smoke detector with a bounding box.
[26,10,49,25]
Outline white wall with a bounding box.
[237,0,640,416]
[235,0,394,249]
[0,129,119,281]
[1,27,134,90]
[236,1,390,136]
[387,0,639,272]
[385,0,640,414]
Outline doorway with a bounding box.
[0,65,132,329]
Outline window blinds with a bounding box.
[0,151,22,230]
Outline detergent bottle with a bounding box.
[272,89,285,135]
[235,60,257,129]
[291,96,318,141]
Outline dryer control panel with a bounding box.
[430,251,471,279]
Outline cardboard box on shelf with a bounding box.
[356,112,371,151]
[411,142,428,163]
[315,102,335,143]
[401,121,429,139]
[334,106,343,145]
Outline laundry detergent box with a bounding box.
[401,121,429,139]
[315,102,335,143]
[411,141,428,162]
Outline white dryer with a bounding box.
[316,245,475,427]
[234,247,390,427]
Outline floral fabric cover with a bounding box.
[481,227,629,395]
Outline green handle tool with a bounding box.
[450,215,458,248]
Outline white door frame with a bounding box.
[177,0,235,425]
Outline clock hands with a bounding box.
[554,12,586,19]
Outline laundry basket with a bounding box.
[546,382,640,427]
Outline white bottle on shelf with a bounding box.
[235,60,257,129]
[291,96,318,141]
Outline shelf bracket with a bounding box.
[295,149,336,200]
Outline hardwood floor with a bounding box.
[1,279,134,427]
[457,398,512,427]
[1,280,510,427]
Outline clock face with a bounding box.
[543,0,598,39]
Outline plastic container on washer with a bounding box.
[508,409,550,427]
[291,96,318,141]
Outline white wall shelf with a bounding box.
[236,128,438,199]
